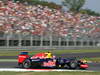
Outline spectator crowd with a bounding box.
[0,1,100,40]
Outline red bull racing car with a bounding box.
[18,52,88,69]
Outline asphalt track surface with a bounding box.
[0,52,100,71]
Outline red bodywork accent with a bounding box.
[31,53,46,59]
[18,55,29,63]
[80,64,89,69]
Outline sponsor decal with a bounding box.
[43,61,56,67]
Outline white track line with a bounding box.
[0,68,94,72]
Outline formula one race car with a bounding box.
[18,52,88,69]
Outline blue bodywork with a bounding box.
[30,57,77,68]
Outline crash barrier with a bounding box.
[0,34,100,50]
[0,39,99,47]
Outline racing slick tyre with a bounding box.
[18,63,23,68]
[22,59,31,69]
[69,61,77,69]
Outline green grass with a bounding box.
[0,49,100,56]
[0,72,100,75]
[84,57,100,63]
[0,59,17,62]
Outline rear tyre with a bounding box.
[22,59,31,69]
[18,63,23,68]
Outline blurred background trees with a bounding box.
[13,0,62,9]
[62,0,86,13]
[61,0,100,15]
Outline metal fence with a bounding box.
[0,34,100,50]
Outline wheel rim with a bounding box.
[70,62,77,68]
[71,63,76,67]
[24,62,30,68]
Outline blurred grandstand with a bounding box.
[0,1,100,50]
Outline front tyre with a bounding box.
[22,59,31,69]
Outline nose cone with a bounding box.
[80,64,89,69]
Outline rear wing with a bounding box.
[20,52,28,55]
[18,52,29,63]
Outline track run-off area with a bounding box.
[0,68,95,72]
